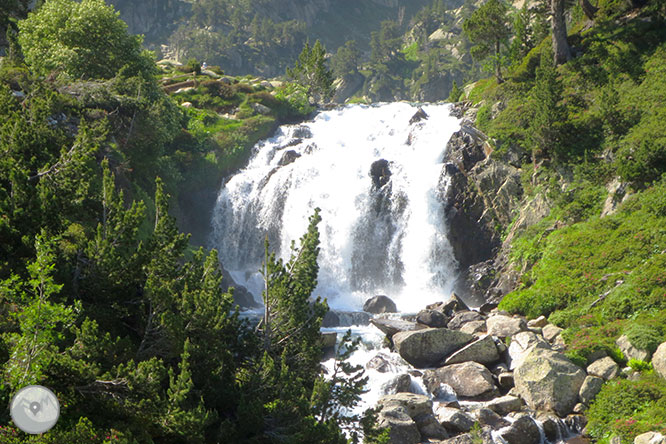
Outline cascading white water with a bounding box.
[210,102,461,313]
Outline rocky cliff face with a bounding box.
[108,0,191,47]
[440,103,549,308]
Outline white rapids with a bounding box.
[210,102,461,313]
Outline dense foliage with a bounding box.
[0,2,364,442]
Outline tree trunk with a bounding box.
[579,0,598,20]
[494,39,503,84]
[551,0,572,65]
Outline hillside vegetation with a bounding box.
[460,0,666,441]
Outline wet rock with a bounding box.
[409,107,429,124]
[370,160,392,190]
[425,362,497,399]
[292,125,312,138]
[381,374,413,395]
[486,315,526,338]
[414,413,449,440]
[543,324,564,343]
[364,294,397,314]
[444,335,499,366]
[498,414,541,444]
[393,328,475,368]
[277,149,301,166]
[537,414,567,443]
[447,310,484,330]
[587,356,619,380]
[367,353,394,373]
[438,292,470,315]
[573,403,587,414]
[616,334,651,361]
[514,345,586,416]
[371,318,422,338]
[484,395,523,415]
[653,342,666,380]
[417,309,450,328]
[460,320,487,335]
[231,285,258,309]
[436,406,475,433]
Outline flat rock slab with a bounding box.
[378,393,433,419]
[444,335,500,366]
[393,328,475,368]
[484,395,523,415]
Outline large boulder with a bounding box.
[414,413,449,440]
[498,414,541,444]
[652,342,666,380]
[381,374,413,395]
[483,395,523,416]
[444,335,500,366]
[447,310,484,330]
[436,406,475,433]
[378,393,434,419]
[476,408,510,430]
[514,345,586,416]
[393,328,475,368]
[364,294,397,313]
[587,356,619,380]
[424,362,497,399]
[367,353,395,373]
[542,324,564,343]
[377,405,421,444]
[371,318,422,338]
[486,315,526,338]
[508,331,548,369]
[417,309,450,328]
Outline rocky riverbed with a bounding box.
[340,292,665,444]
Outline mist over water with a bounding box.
[210,102,461,313]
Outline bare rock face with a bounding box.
[393,328,475,368]
[513,345,586,416]
[424,362,497,399]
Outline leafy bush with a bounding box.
[18,0,154,79]
[587,374,666,443]
[625,323,664,356]
[628,359,653,372]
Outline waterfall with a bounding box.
[210,102,461,313]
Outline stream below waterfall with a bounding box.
[209,102,583,443]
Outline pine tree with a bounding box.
[463,0,511,83]
[287,40,334,103]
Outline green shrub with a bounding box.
[628,359,653,372]
[624,323,664,356]
[200,80,235,100]
[185,58,201,75]
[587,373,666,443]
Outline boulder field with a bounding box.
[361,293,665,444]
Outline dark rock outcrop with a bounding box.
[278,149,301,166]
[364,294,397,313]
[370,159,392,190]
[409,107,429,125]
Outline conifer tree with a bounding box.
[287,40,333,103]
[463,0,511,83]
